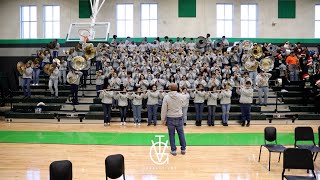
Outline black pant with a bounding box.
[70,84,79,104]
[80,70,88,87]
[103,103,111,123]
[303,89,311,105]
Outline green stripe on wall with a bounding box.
[0,38,320,45]
[0,131,318,146]
[178,0,196,18]
[79,0,92,18]
[278,0,296,18]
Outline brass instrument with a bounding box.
[241,40,253,51]
[17,61,26,74]
[53,58,61,66]
[44,64,56,75]
[213,39,224,51]
[84,45,96,60]
[67,72,79,84]
[217,51,223,58]
[71,56,86,71]
[135,50,140,55]
[289,43,297,50]
[259,56,274,72]
[244,57,259,72]
[152,49,157,56]
[196,36,207,48]
[251,45,263,59]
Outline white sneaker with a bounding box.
[107,123,110,126]
[32,83,35,86]
[104,123,107,127]
[123,122,126,126]
[36,83,39,86]
[138,123,141,126]
[120,122,123,125]
[134,123,137,126]
[281,89,288,93]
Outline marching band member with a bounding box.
[219,83,232,126]
[99,85,113,126]
[256,70,272,106]
[115,87,129,125]
[32,59,40,86]
[49,63,59,97]
[144,85,163,126]
[301,74,313,106]
[190,84,206,126]
[206,87,218,126]
[160,36,171,51]
[41,50,51,68]
[130,87,144,126]
[136,74,149,91]
[109,72,121,90]
[237,81,254,127]
[194,74,207,89]
[208,73,221,89]
[286,51,300,81]
[180,88,190,126]
[187,38,196,50]
[172,37,181,50]
[95,70,105,97]
[58,58,67,85]
[240,72,252,87]
[139,40,148,53]
[179,76,191,89]
[123,71,135,91]
[127,41,137,54]
[80,58,90,88]
[22,62,33,98]
[67,68,83,105]
[246,56,258,89]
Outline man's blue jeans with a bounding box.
[167,117,186,152]
[147,104,158,124]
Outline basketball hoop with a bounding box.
[78,29,90,43]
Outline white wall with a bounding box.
[0,0,319,39]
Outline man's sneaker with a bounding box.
[104,123,107,127]
[170,151,177,156]
[281,89,288,93]
[181,150,186,155]
[120,122,123,125]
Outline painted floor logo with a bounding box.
[149,135,169,165]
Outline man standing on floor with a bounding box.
[161,83,187,156]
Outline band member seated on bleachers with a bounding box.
[22,62,33,98]
[237,81,254,127]
[67,68,83,105]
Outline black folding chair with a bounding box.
[105,154,125,180]
[294,126,320,161]
[314,126,320,161]
[258,127,286,171]
[50,160,72,180]
[282,148,316,180]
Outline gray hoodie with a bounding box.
[237,87,254,104]
[161,91,183,121]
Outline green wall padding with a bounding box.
[79,0,92,18]
[178,0,196,18]
[278,0,296,18]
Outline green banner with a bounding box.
[178,0,196,18]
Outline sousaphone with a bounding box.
[16,61,25,74]
[196,36,207,49]
[241,40,253,51]
[44,64,56,75]
[213,39,224,51]
[84,44,96,60]
[71,56,86,71]
[259,56,274,72]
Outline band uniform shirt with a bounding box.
[67,71,83,85]
[23,67,33,79]
[256,73,272,87]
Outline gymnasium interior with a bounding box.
[0,0,320,179]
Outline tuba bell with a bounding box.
[259,56,274,72]
[67,72,79,84]
[213,39,224,51]
[71,56,86,71]
[17,61,26,74]
[196,36,207,49]
[251,45,263,59]
[44,64,56,75]
[84,45,96,60]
